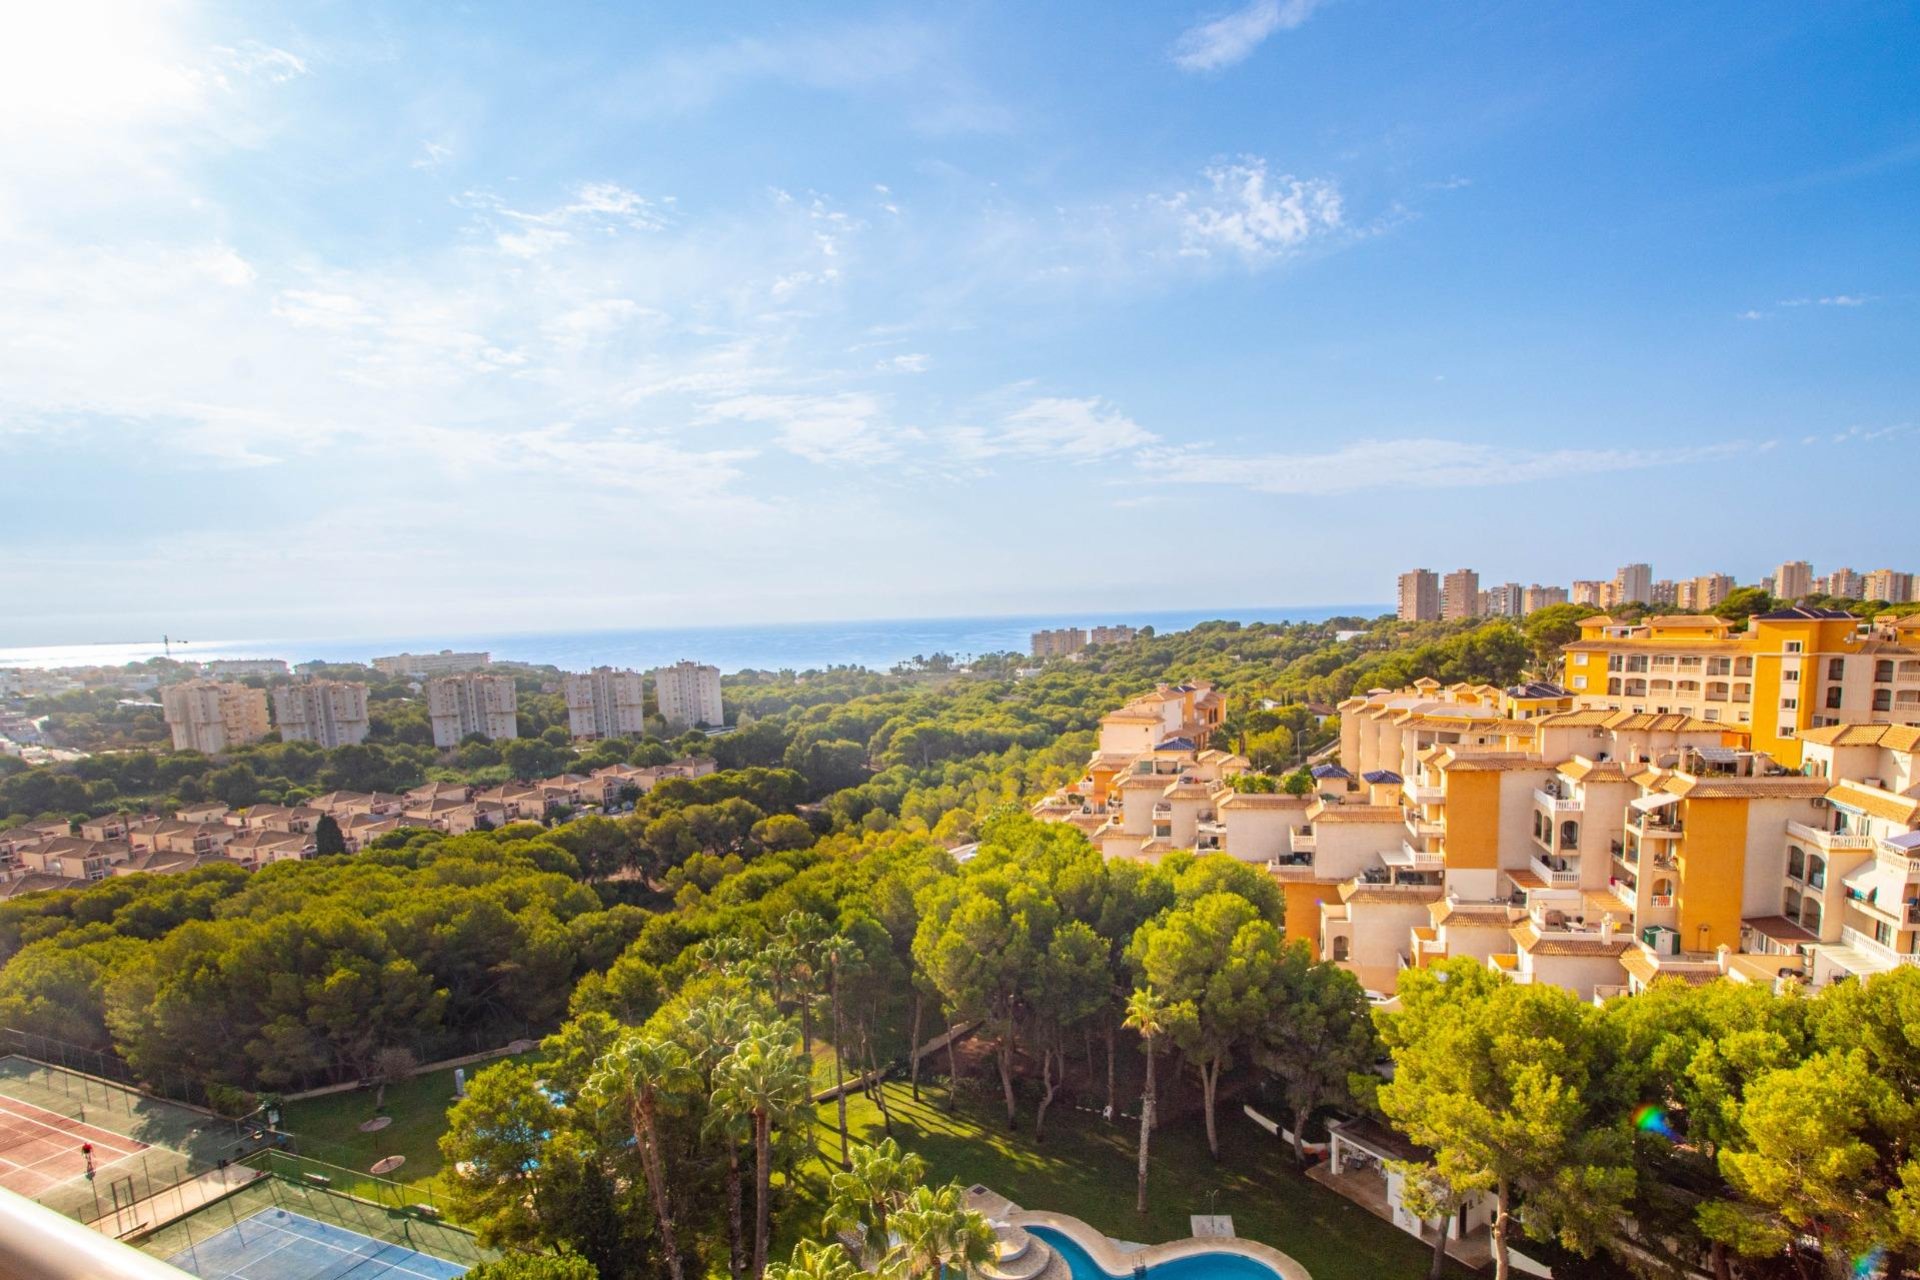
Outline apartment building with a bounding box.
[1441,569,1480,622]
[1397,570,1440,622]
[1480,582,1524,617]
[1090,624,1139,647]
[1561,607,1920,767]
[564,667,649,739]
[1523,584,1568,612]
[271,680,371,748]
[372,650,491,678]
[205,658,290,678]
[652,660,724,729]
[1864,569,1916,604]
[1614,563,1653,607]
[1819,567,1864,599]
[426,673,519,747]
[1572,580,1608,607]
[1772,561,1812,601]
[1674,574,1734,611]
[1031,682,1236,844]
[160,680,270,754]
[1031,628,1088,658]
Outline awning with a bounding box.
[1842,861,1908,908]
[1630,793,1682,813]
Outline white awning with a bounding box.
[1842,860,1907,907]
[1630,793,1682,813]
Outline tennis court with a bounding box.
[164,1208,468,1280]
[0,1091,149,1197]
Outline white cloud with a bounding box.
[1171,0,1326,73]
[1154,437,1752,495]
[954,397,1160,461]
[707,392,905,464]
[879,353,930,373]
[412,140,453,170]
[1163,159,1344,261]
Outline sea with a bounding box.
[0,606,1388,676]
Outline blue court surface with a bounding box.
[165,1208,468,1280]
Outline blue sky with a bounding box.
[1,0,1915,643]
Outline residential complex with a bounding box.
[270,680,371,748]
[1030,625,1142,658]
[160,680,270,753]
[1034,611,1920,1007]
[0,756,713,898]
[205,658,290,678]
[426,672,519,747]
[1399,561,1918,619]
[1562,607,1920,766]
[372,649,491,678]
[567,667,651,738]
[651,660,725,728]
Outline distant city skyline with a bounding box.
[2,2,1915,641]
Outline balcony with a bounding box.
[1403,781,1443,805]
[1530,854,1580,887]
[1289,827,1316,853]
[1785,820,1875,852]
[1840,926,1920,967]
[1534,787,1582,813]
[1386,841,1445,871]
[1628,812,1684,839]
[1404,813,1444,841]
[1266,855,1317,879]
[1610,879,1638,909]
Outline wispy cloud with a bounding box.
[952,397,1160,461]
[706,393,907,464]
[1742,293,1870,318]
[1171,0,1327,73]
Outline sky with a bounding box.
[1,0,1916,645]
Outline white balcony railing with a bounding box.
[1289,828,1316,853]
[1786,820,1875,851]
[1530,854,1580,887]
[1534,788,1583,813]
[1841,926,1920,967]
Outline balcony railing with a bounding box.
[1289,828,1316,853]
[1785,820,1875,851]
[1841,926,1920,966]
[1534,787,1583,812]
[1388,841,1444,870]
[1530,854,1580,887]
[1628,812,1684,838]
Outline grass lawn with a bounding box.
[279,1061,521,1211]
[782,1080,1479,1280]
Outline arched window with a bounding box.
[1331,936,1351,962]
[1533,811,1545,840]
[1807,854,1827,889]
[1801,900,1822,933]
[1560,820,1580,849]
[1784,888,1801,919]
[1787,846,1805,879]
[1652,878,1674,904]
[1876,660,1895,683]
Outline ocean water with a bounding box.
[0,606,1386,676]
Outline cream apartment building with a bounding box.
[567,667,650,739]
[271,680,371,748]
[651,660,724,729]
[161,680,271,753]
[427,673,519,747]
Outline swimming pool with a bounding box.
[1026,1225,1286,1280]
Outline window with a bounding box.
[1572,675,1587,690]
[1787,847,1805,880]
[1829,658,1846,680]
[1877,661,1895,683]
[1783,669,1799,682]
[1874,690,1892,712]
[1876,920,1895,948]
[1781,697,1798,710]
[1827,686,1845,709]
[1704,708,1720,721]
[1785,641,1804,653]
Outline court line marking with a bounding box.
[200,1210,457,1280]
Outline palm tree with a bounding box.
[892,1182,996,1280]
[1124,987,1169,1216]
[585,1030,700,1280]
[686,996,755,1280]
[765,1240,866,1280]
[823,1138,929,1265]
[822,932,860,1168]
[713,1022,812,1280]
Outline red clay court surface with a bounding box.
[0,1094,147,1198]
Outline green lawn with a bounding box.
[278,1061,520,1211]
[783,1080,1478,1280]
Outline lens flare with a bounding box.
[1853,1247,1885,1279]
[1633,1103,1676,1140]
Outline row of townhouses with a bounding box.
[1033,609,1920,1004]
[0,758,714,898]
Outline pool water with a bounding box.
[1026,1225,1283,1280]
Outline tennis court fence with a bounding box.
[134,1163,496,1273]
